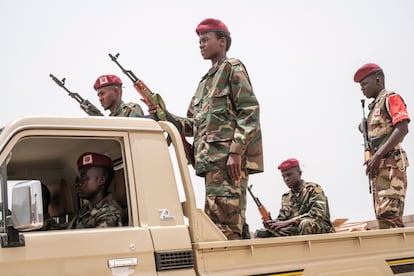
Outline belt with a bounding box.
[383,149,403,158]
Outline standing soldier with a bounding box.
[354,63,410,229]
[94,74,145,117]
[145,18,263,239]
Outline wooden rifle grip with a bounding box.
[365,151,371,162]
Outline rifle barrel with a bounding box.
[49,73,103,116]
[361,99,372,194]
[108,53,138,83]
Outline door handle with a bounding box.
[107,258,138,276]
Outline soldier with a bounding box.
[144,18,263,239]
[94,74,145,117]
[263,158,334,237]
[68,152,122,229]
[354,63,410,229]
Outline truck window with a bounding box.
[5,135,129,230]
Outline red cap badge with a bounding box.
[93,74,122,90]
[77,152,113,169]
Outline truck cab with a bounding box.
[0,116,200,275]
[1,116,414,276]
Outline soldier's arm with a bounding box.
[228,64,261,156]
[297,186,329,221]
[95,208,122,228]
[143,97,194,136]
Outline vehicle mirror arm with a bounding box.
[0,226,25,248]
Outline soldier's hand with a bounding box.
[364,153,380,178]
[268,220,291,231]
[227,153,242,184]
[263,218,271,228]
[141,99,159,114]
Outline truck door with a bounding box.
[0,130,157,275]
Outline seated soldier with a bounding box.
[258,158,335,237]
[67,152,122,229]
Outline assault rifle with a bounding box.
[361,99,372,193]
[108,53,195,167]
[49,74,104,116]
[247,185,272,222]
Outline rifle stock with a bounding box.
[247,185,271,222]
[361,99,372,193]
[108,53,195,167]
[49,74,104,117]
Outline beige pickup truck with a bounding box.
[1,116,413,276]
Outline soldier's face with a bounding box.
[281,167,302,190]
[97,86,120,110]
[199,32,225,60]
[360,74,380,99]
[77,167,105,200]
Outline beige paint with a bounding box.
[0,116,413,275]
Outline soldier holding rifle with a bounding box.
[259,158,334,237]
[354,63,410,229]
[143,18,264,240]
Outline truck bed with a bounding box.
[193,224,414,275]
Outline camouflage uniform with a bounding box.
[367,89,410,228]
[172,58,263,239]
[267,181,335,236]
[110,101,144,117]
[68,194,122,229]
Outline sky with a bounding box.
[1,0,414,231]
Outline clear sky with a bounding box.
[1,0,413,231]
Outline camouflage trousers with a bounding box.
[372,152,408,229]
[267,219,334,237]
[204,169,248,240]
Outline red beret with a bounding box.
[93,74,122,90]
[353,63,382,83]
[77,152,113,169]
[196,18,230,36]
[277,158,300,171]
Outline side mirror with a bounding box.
[11,180,43,231]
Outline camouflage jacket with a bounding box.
[68,193,122,229]
[172,58,263,176]
[110,101,144,117]
[367,89,410,152]
[276,180,333,227]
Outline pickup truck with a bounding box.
[1,116,414,276]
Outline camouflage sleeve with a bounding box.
[227,62,261,155]
[297,185,329,221]
[166,100,195,137]
[275,193,291,221]
[94,204,122,228]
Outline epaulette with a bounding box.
[305,182,322,193]
[123,102,138,117]
[125,102,138,109]
[226,58,241,66]
[304,182,318,188]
